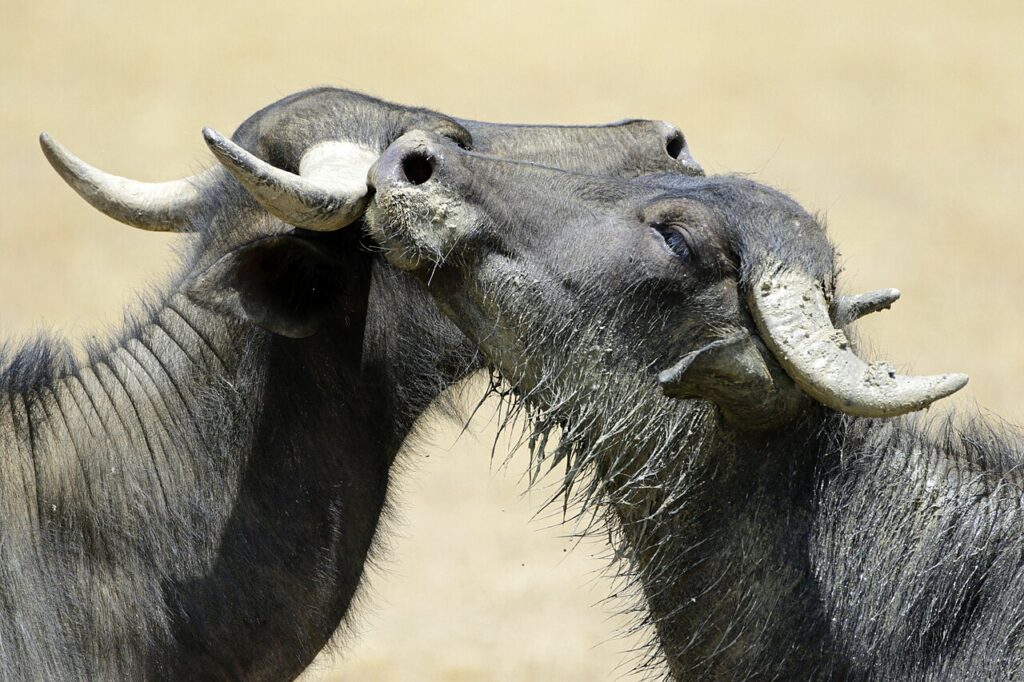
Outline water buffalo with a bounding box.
[365,131,1019,680]
[1,88,702,679]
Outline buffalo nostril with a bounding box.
[665,131,685,159]
[401,152,434,185]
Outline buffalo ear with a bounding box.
[186,235,350,338]
[658,333,805,431]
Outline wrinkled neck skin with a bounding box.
[0,248,475,680]
[811,413,1024,680]
[624,408,1024,682]
[429,263,1024,680]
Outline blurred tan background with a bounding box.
[1,1,1022,679]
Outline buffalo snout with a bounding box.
[365,131,479,273]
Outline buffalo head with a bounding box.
[365,131,967,430]
[40,87,703,341]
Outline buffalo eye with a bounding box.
[651,224,693,264]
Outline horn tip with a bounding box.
[38,131,65,164]
[657,362,687,389]
[921,372,970,408]
[37,131,85,185]
[201,127,231,153]
[941,372,970,395]
[202,129,248,171]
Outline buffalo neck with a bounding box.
[0,252,477,680]
[622,406,1024,680]
[586,405,842,680]
[0,289,272,678]
[155,256,477,679]
[808,412,1024,679]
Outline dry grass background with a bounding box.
[1,1,1022,679]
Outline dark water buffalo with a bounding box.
[1,88,701,680]
[365,132,1023,680]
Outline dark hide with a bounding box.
[0,88,701,679]
[366,134,1024,680]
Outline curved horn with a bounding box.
[749,266,968,417]
[40,132,211,232]
[202,128,377,231]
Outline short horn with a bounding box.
[749,265,968,418]
[40,132,209,232]
[202,128,377,231]
[831,288,901,327]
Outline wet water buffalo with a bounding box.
[1,88,702,679]
[364,131,1021,680]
